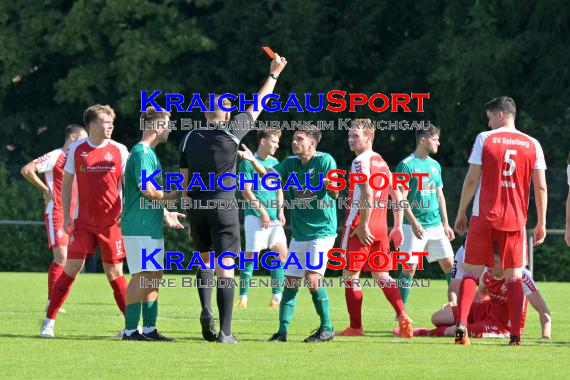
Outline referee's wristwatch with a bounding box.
[269,73,279,80]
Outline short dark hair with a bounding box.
[141,106,171,122]
[416,122,440,142]
[65,124,86,140]
[295,123,322,144]
[484,96,516,118]
[257,128,282,143]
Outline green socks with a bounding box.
[271,261,286,295]
[239,262,254,297]
[125,302,142,331]
[311,287,333,332]
[398,272,413,305]
[142,301,158,329]
[278,287,299,334]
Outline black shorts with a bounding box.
[187,205,240,256]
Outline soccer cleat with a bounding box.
[122,331,152,341]
[454,323,470,345]
[509,336,522,346]
[216,331,239,344]
[39,319,55,338]
[235,299,247,309]
[397,313,413,338]
[200,308,217,342]
[143,330,175,342]
[338,326,364,336]
[268,332,288,342]
[304,328,335,343]
[268,299,280,309]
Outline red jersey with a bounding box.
[34,148,78,217]
[343,150,391,240]
[468,127,546,231]
[482,268,536,330]
[64,138,129,226]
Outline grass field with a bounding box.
[1,272,569,379]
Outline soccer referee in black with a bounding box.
[180,53,287,343]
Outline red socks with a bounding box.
[47,272,76,319]
[457,274,478,326]
[380,278,405,317]
[47,261,65,300]
[110,276,128,316]
[506,277,524,338]
[427,326,448,337]
[345,279,363,329]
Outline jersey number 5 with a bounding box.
[503,149,517,177]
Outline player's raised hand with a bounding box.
[270,53,287,76]
[238,144,255,162]
[454,213,468,236]
[165,211,185,230]
[351,224,375,246]
[389,226,404,250]
[533,223,546,246]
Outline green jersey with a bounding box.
[395,153,443,228]
[239,153,280,220]
[122,143,164,239]
[272,152,337,241]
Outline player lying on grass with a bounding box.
[336,120,413,338]
[393,247,551,340]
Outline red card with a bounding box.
[262,46,276,59]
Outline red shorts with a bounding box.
[44,212,69,250]
[341,227,390,272]
[465,216,527,269]
[452,302,509,338]
[67,221,125,264]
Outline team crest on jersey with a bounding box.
[80,151,88,157]
[308,168,314,174]
[56,229,64,238]
[104,152,113,161]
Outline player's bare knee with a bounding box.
[53,247,67,265]
[103,262,123,281]
[244,251,254,259]
[342,268,358,278]
[403,264,416,277]
[64,259,84,277]
[439,257,453,273]
[216,257,235,278]
[285,276,301,289]
[200,251,211,266]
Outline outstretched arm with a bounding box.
[247,54,288,121]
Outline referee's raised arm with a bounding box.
[247,53,288,121]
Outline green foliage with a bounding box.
[1,1,569,278]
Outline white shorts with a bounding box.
[285,236,336,278]
[400,224,453,264]
[124,236,165,274]
[244,215,287,252]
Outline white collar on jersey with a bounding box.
[86,138,110,148]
